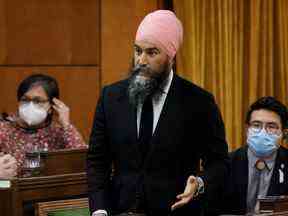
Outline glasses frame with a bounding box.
[248,121,282,136]
[19,97,50,108]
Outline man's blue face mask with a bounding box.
[247,128,281,158]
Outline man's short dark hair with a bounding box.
[17,73,59,102]
[245,96,288,129]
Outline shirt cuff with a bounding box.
[195,176,205,196]
[92,209,108,216]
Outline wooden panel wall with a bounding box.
[101,0,164,85]
[0,0,162,142]
[0,0,100,65]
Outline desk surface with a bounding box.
[0,149,88,216]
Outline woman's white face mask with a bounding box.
[19,102,48,126]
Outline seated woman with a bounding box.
[0,74,87,175]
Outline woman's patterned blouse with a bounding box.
[0,115,87,173]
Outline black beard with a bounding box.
[127,63,170,107]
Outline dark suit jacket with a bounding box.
[87,74,229,216]
[223,146,288,215]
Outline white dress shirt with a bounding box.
[136,70,173,135]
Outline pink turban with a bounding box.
[135,10,183,60]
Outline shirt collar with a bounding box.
[161,69,173,94]
[247,147,277,171]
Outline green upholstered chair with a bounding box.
[47,207,89,216]
[36,198,89,216]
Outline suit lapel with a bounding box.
[239,146,249,206]
[267,148,286,195]
[231,147,249,209]
[116,82,141,163]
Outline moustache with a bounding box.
[132,64,150,75]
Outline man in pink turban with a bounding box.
[135,10,183,61]
[88,10,229,216]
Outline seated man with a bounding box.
[224,96,288,215]
[0,154,17,179]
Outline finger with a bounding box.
[5,168,17,179]
[52,99,64,110]
[187,175,196,184]
[53,105,68,115]
[176,193,184,199]
[52,105,61,113]
[5,154,16,162]
[2,154,13,163]
[53,98,66,107]
[52,101,63,109]
[53,102,68,112]
[177,194,191,200]
[176,192,191,199]
[52,98,61,104]
[11,164,18,173]
[171,198,189,211]
[3,160,16,169]
[177,193,194,202]
[52,105,59,110]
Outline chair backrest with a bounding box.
[35,198,89,216]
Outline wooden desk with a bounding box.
[0,187,15,216]
[0,149,88,216]
[259,196,288,214]
[41,149,87,176]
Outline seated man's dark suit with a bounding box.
[87,74,229,215]
[224,145,288,215]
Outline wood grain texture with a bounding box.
[1,0,100,65]
[101,0,161,85]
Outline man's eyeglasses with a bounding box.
[249,121,281,135]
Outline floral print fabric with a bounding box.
[0,115,87,174]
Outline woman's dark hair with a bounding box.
[245,96,288,129]
[17,73,59,102]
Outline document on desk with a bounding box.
[0,180,11,188]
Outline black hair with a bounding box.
[17,73,59,102]
[245,96,288,129]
